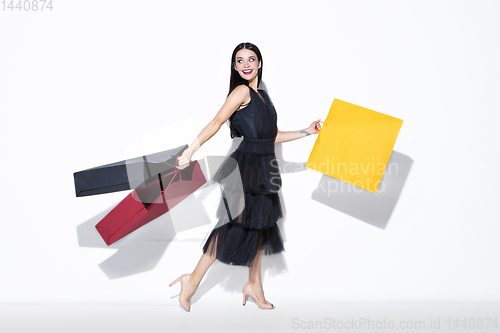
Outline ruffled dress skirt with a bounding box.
[202,137,285,267]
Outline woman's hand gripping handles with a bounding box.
[176,148,193,170]
[308,119,323,135]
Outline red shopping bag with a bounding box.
[95,158,206,246]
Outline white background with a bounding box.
[1,0,500,331]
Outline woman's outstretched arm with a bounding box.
[176,85,250,169]
[275,119,322,143]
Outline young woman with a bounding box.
[169,42,322,311]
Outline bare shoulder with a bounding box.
[228,84,250,101]
[212,85,251,124]
[225,85,251,112]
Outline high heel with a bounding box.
[169,274,191,312]
[242,283,275,309]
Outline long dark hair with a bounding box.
[227,42,263,138]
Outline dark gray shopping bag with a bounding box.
[73,144,188,197]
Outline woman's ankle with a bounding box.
[248,280,263,288]
[189,273,203,286]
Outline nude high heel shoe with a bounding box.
[242,283,275,309]
[169,274,191,312]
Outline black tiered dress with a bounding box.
[202,85,285,267]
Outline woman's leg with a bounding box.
[184,253,216,302]
[247,231,272,305]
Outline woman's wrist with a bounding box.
[299,129,311,137]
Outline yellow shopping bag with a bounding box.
[307,99,403,193]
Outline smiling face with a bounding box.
[233,48,261,84]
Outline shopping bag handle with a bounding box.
[158,157,183,193]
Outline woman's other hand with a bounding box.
[176,148,193,170]
[307,119,323,135]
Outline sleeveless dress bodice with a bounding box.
[230,88,279,157]
[231,88,278,139]
[202,85,285,267]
